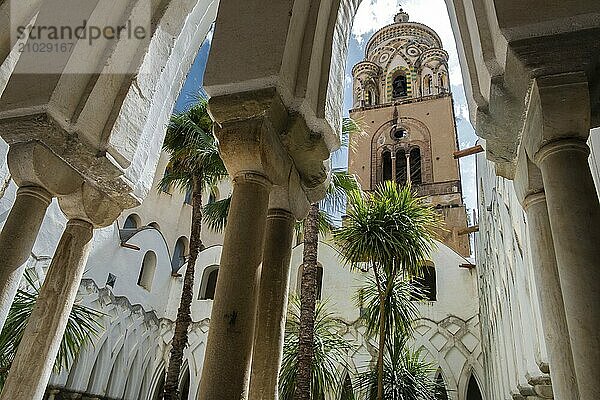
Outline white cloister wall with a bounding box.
[475,127,600,399]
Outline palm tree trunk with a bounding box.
[372,268,386,400]
[377,296,386,400]
[373,269,395,400]
[163,174,205,400]
[294,202,320,400]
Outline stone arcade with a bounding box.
[0,0,598,399]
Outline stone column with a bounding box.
[534,138,600,400]
[198,172,272,400]
[0,183,121,400]
[0,218,93,400]
[249,206,295,400]
[0,142,82,332]
[201,89,325,399]
[0,185,52,329]
[523,191,578,400]
[391,152,397,183]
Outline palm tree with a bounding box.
[353,333,438,400]
[334,182,440,400]
[294,117,362,400]
[160,98,227,400]
[356,274,421,347]
[279,296,354,400]
[295,167,360,400]
[0,269,102,390]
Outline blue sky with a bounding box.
[173,0,478,215]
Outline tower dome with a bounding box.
[352,7,450,108]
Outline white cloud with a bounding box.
[351,0,463,86]
[352,0,398,44]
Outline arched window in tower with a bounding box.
[438,72,447,93]
[365,89,373,106]
[382,151,392,182]
[423,74,432,95]
[138,251,157,291]
[435,370,449,400]
[199,265,219,300]
[392,74,407,99]
[409,147,422,185]
[396,150,407,184]
[467,374,483,400]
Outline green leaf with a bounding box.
[202,196,231,233]
[334,181,441,278]
[353,333,438,400]
[159,96,228,195]
[0,269,103,390]
[279,297,354,400]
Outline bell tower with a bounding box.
[348,8,470,257]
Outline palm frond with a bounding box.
[202,196,231,233]
[279,296,354,400]
[0,269,103,390]
[334,181,441,278]
[354,274,422,339]
[353,334,438,400]
[342,116,369,155]
[159,96,228,195]
[321,169,361,213]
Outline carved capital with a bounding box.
[523,72,591,158]
[268,183,309,220]
[58,183,122,228]
[209,88,332,208]
[210,88,291,185]
[281,113,330,201]
[7,141,83,196]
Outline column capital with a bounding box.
[58,183,122,228]
[7,141,83,196]
[209,88,331,206]
[533,138,590,165]
[523,71,591,160]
